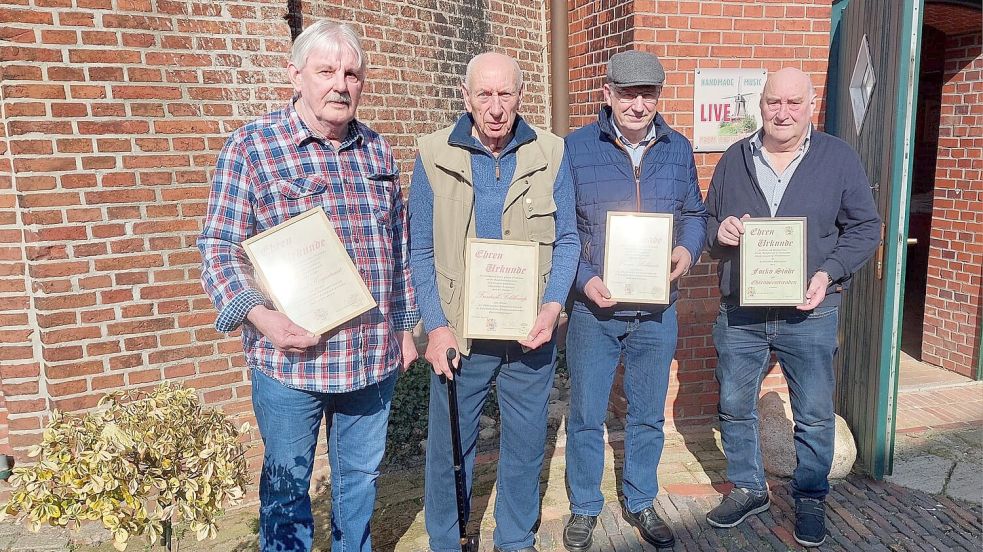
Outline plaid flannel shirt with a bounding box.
[197,102,419,393]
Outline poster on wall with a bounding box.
[693,69,768,152]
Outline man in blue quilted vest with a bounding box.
[561,50,708,551]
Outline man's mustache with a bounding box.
[326,92,352,105]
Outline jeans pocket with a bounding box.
[806,306,838,319]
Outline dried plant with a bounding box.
[1,384,251,551]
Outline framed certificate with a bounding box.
[603,212,673,304]
[242,207,377,335]
[740,217,807,306]
[463,239,539,340]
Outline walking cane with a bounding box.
[444,348,479,552]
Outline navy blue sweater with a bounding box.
[704,130,881,307]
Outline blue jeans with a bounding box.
[424,339,557,552]
[713,304,839,500]
[252,368,397,552]
[565,302,677,515]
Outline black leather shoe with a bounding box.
[621,503,675,547]
[563,513,597,551]
[493,547,537,552]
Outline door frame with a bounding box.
[827,0,924,478]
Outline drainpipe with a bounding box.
[550,0,569,137]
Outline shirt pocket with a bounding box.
[270,176,331,219]
[366,171,397,226]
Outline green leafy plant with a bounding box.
[1,384,251,551]
[385,360,433,466]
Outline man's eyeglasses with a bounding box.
[614,87,661,105]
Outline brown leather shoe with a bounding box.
[621,503,675,547]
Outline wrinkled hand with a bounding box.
[669,246,693,282]
[717,213,751,246]
[798,271,830,311]
[584,276,617,309]
[518,301,562,350]
[425,326,459,380]
[246,305,319,353]
[399,330,418,372]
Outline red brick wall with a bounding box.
[0,0,549,472]
[565,0,833,425]
[1,0,846,459]
[921,31,983,379]
[567,0,635,127]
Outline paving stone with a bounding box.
[945,461,983,505]
[885,454,953,494]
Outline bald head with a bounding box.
[465,52,523,90]
[759,67,817,151]
[763,67,815,99]
[461,52,525,154]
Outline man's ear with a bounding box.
[288,63,302,94]
[461,82,474,114]
[602,83,614,107]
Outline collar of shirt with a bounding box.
[285,98,363,150]
[447,112,537,158]
[750,125,813,155]
[609,112,657,148]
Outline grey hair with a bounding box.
[290,20,365,73]
[464,52,523,90]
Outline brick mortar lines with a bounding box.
[0,66,52,440]
[1,0,554,455]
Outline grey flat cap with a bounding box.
[607,51,665,87]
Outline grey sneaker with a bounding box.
[794,498,827,547]
[706,487,771,528]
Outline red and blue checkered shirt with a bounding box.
[197,102,419,393]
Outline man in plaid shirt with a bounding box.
[197,20,418,552]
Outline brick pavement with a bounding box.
[526,475,982,551]
[894,382,983,434]
[5,380,981,551]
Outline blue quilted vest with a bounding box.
[565,107,702,315]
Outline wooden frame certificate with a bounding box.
[603,212,673,304]
[242,207,376,335]
[463,239,539,340]
[740,217,807,306]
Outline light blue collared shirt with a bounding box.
[610,113,658,169]
[750,127,812,215]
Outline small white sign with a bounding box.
[693,69,768,152]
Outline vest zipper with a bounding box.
[613,138,658,213]
[495,158,500,181]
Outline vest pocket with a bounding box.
[436,266,464,333]
[523,193,557,244]
[436,267,459,306]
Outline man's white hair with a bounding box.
[464,52,523,90]
[290,19,365,73]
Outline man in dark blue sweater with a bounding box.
[561,51,707,551]
[703,68,880,548]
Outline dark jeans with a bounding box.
[713,303,839,499]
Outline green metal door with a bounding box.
[826,0,923,478]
